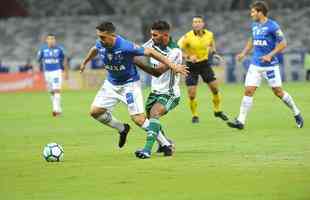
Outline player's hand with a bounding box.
[80,63,86,73]
[186,55,198,63]
[235,53,246,62]
[260,54,272,62]
[170,63,189,76]
[213,53,225,65]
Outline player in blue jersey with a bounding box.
[227,1,303,129]
[37,34,69,117]
[80,21,188,150]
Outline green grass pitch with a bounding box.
[0,83,309,200]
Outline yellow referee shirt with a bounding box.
[178,29,214,62]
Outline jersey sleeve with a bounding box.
[37,49,43,62]
[94,40,101,50]
[177,35,186,49]
[126,42,145,56]
[168,48,183,64]
[271,22,285,43]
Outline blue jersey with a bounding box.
[37,44,65,71]
[251,19,285,67]
[95,35,145,85]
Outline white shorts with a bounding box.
[245,64,282,87]
[92,80,144,115]
[44,70,62,92]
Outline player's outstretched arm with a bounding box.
[134,57,168,77]
[236,38,253,62]
[63,57,69,80]
[80,47,98,73]
[143,47,189,76]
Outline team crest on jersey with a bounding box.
[276,29,284,37]
[107,53,113,61]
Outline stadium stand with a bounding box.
[0,0,309,73]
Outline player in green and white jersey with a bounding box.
[134,20,183,159]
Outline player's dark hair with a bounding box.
[193,15,205,21]
[47,33,56,37]
[250,1,269,16]
[96,21,116,33]
[151,20,170,32]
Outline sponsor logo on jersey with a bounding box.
[105,64,126,71]
[253,39,268,46]
[44,58,59,64]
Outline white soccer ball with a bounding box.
[43,143,64,162]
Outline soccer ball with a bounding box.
[43,143,64,162]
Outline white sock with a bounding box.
[96,112,125,132]
[237,96,253,124]
[50,95,56,112]
[282,91,300,116]
[54,93,62,113]
[141,118,170,146]
[157,131,171,146]
[141,118,150,130]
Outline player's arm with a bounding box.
[177,35,197,63]
[260,40,287,63]
[134,57,168,77]
[62,57,69,80]
[261,28,287,62]
[80,47,98,73]
[209,37,224,63]
[144,47,188,76]
[236,38,253,61]
[34,49,43,72]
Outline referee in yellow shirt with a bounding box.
[178,16,228,123]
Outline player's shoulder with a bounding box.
[185,30,195,38]
[117,35,143,52]
[142,39,153,48]
[117,35,134,48]
[167,38,180,49]
[55,44,65,52]
[204,29,214,36]
[267,18,280,29]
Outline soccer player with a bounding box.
[37,34,69,117]
[227,1,304,129]
[133,20,183,159]
[178,16,228,123]
[79,21,188,150]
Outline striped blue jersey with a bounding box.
[37,44,65,71]
[251,19,285,67]
[95,35,145,85]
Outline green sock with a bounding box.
[143,118,161,152]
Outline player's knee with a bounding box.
[244,89,254,96]
[131,114,145,126]
[89,110,98,119]
[149,110,161,118]
[90,108,105,119]
[273,89,284,98]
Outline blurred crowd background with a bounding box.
[0,0,310,91]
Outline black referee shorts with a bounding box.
[185,60,216,86]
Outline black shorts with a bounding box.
[185,60,216,86]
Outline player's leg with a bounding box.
[227,65,261,129]
[187,85,199,123]
[142,96,178,157]
[200,61,228,121]
[45,70,61,116]
[122,82,171,158]
[266,66,303,128]
[91,81,129,147]
[185,67,199,123]
[145,93,174,154]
